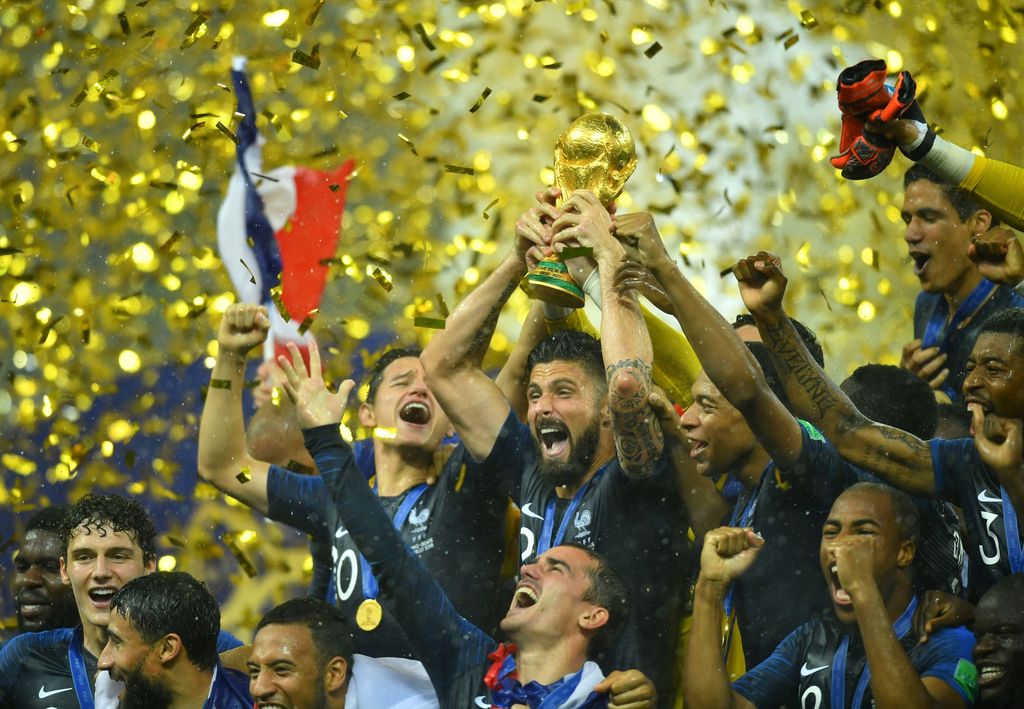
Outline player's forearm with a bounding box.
[856,587,941,709]
[649,256,764,410]
[422,253,525,382]
[198,350,250,482]
[683,580,741,709]
[670,443,729,540]
[496,300,546,421]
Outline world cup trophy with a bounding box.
[523,113,638,308]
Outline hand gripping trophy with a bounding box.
[523,113,638,308]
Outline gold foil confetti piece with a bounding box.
[159,231,184,251]
[236,466,251,484]
[93,69,119,94]
[209,378,232,390]
[239,259,257,284]
[337,109,348,120]
[532,95,550,103]
[270,285,291,322]
[297,309,318,335]
[469,87,492,113]
[118,11,131,34]
[0,247,23,256]
[182,122,205,141]
[81,320,91,344]
[817,286,833,312]
[222,533,257,578]
[216,82,231,92]
[328,184,341,192]
[435,293,450,317]
[719,264,736,278]
[250,172,280,183]
[183,12,209,36]
[292,44,321,70]
[482,198,499,219]
[284,460,314,475]
[415,23,436,50]
[559,246,594,259]
[261,110,282,133]
[371,267,393,292]
[398,133,419,156]
[784,35,799,49]
[65,186,78,206]
[444,164,475,175]
[306,0,325,26]
[70,86,89,107]
[644,42,663,58]
[311,145,338,159]
[166,535,187,548]
[215,122,239,145]
[423,56,446,74]
[150,180,176,190]
[541,60,563,69]
[799,10,817,28]
[414,316,446,329]
[393,91,411,101]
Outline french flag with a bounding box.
[216,56,354,363]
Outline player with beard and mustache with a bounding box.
[97,572,250,709]
[421,189,690,704]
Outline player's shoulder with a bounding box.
[2,627,75,657]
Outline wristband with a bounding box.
[582,269,602,308]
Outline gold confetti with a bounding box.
[784,35,800,49]
[799,10,818,28]
[239,259,257,284]
[209,378,232,390]
[444,164,475,175]
[398,133,419,156]
[414,316,446,329]
[644,42,663,58]
[0,246,23,256]
[270,285,291,321]
[250,172,280,183]
[183,12,209,36]
[415,23,436,50]
[370,267,393,292]
[393,91,411,101]
[236,467,251,484]
[166,536,187,548]
[469,87,492,113]
[292,44,321,70]
[482,198,499,219]
[532,95,550,103]
[215,121,239,145]
[284,460,314,475]
[435,293,450,317]
[306,0,326,26]
[297,308,319,335]
[118,11,131,35]
[222,533,257,578]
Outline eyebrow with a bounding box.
[389,369,415,382]
[545,556,572,573]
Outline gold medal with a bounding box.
[356,598,383,631]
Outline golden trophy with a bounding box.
[523,112,638,308]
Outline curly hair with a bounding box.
[60,494,157,563]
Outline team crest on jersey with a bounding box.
[573,508,593,544]
[409,505,430,529]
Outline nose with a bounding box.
[97,641,113,671]
[962,366,983,396]
[250,669,274,699]
[14,566,43,591]
[519,559,541,580]
[973,632,996,658]
[92,555,112,581]
[904,217,925,244]
[679,405,697,430]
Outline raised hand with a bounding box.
[971,406,1024,477]
[614,212,671,270]
[864,117,924,149]
[594,669,657,709]
[276,339,355,429]
[900,339,949,390]
[829,535,878,602]
[968,226,1024,287]
[732,251,788,314]
[698,526,764,587]
[611,258,673,312]
[647,387,686,447]
[514,187,563,268]
[912,590,975,643]
[218,303,269,356]
[550,190,620,263]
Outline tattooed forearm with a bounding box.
[606,358,663,477]
[466,278,519,361]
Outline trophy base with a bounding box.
[524,258,585,309]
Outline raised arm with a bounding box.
[553,191,663,477]
[420,191,555,459]
[735,253,936,496]
[495,299,548,421]
[197,303,273,513]
[615,214,802,469]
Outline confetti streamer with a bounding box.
[482,198,499,219]
[415,22,436,50]
[469,87,492,113]
[414,316,446,329]
[297,308,319,335]
[292,44,321,70]
[444,164,474,175]
[370,267,393,292]
[215,121,239,145]
[209,379,232,390]
[270,285,291,322]
[222,533,258,578]
[306,0,326,26]
[239,259,257,284]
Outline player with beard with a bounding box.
[0,495,241,708]
[684,483,977,708]
[737,252,1024,599]
[97,572,250,709]
[420,190,689,703]
[11,507,78,635]
[199,303,511,661]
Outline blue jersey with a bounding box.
[733,599,976,708]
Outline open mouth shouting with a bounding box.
[398,400,432,427]
[977,663,1007,692]
[536,418,570,459]
[828,563,852,608]
[88,586,118,609]
[909,250,931,276]
[687,437,709,460]
[510,583,540,612]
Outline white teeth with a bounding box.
[515,587,539,606]
[830,564,837,574]
[540,427,560,434]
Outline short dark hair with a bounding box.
[559,542,629,661]
[110,572,220,672]
[746,342,791,412]
[365,347,422,404]
[842,482,920,545]
[731,313,825,368]
[840,364,937,440]
[25,506,68,536]
[979,306,1024,341]
[934,403,971,440]
[61,494,157,563]
[254,597,354,671]
[904,164,1000,226]
[527,331,606,393]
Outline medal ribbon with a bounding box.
[68,626,96,709]
[722,462,773,620]
[830,596,918,709]
[921,278,996,398]
[484,643,601,709]
[1001,486,1024,573]
[358,483,430,600]
[536,467,606,556]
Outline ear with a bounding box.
[60,556,70,585]
[358,402,376,428]
[158,634,185,666]
[897,539,915,570]
[968,209,993,235]
[144,556,157,574]
[578,605,610,633]
[323,655,349,694]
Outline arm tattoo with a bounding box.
[606,358,663,478]
[467,278,519,361]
